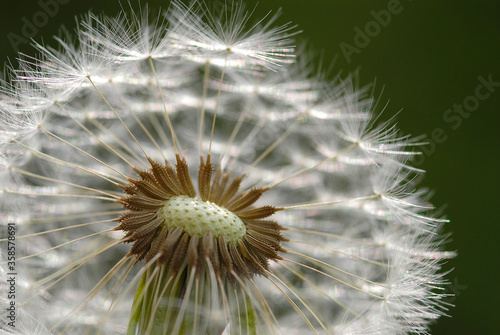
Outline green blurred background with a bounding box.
[0,1,498,334]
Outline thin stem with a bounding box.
[148,56,179,155]
[49,253,130,334]
[96,258,136,335]
[282,194,379,210]
[267,142,359,189]
[20,239,122,310]
[0,219,113,241]
[12,139,124,185]
[57,102,142,169]
[40,126,129,179]
[88,118,146,168]
[263,270,319,334]
[3,229,115,265]
[218,96,252,170]
[285,226,385,245]
[29,210,123,224]
[286,250,387,287]
[244,123,297,176]
[208,49,230,156]
[110,80,169,161]
[279,261,359,317]
[288,239,391,267]
[87,75,149,158]
[3,189,117,202]
[199,61,211,158]
[11,167,120,199]
[282,258,385,300]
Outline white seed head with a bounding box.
[0,1,455,334]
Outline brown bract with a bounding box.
[113,154,286,280]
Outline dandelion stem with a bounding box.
[199,61,211,158]
[28,210,123,224]
[244,123,297,175]
[208,49,230,157]
[219,91,256,170]
[51,253,130,334]
[285,226,384,244]
[266,142,359,189]
[12,139,125,185]
[148,56,180,156]
[282,258,385,300]
[3,189,117,202]
[57,102,144,169]
[11,167,120,199]
[88,118,147,168]
[282,194,379,210]
[110,80,170,160]
[263,270,319,334]
[5,229,116,265]
[42,125,131,179]
[0,218,113,241]
[286,250,387,287]
[279,262,360,317]
[87,75,150,158]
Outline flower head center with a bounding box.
[158,195,246,243]
[115,154,285,279]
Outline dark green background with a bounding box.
[1,1,498,334]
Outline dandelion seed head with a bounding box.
[0,1,455,334]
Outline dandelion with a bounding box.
[0,1,455,334]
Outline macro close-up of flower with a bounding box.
[4,0,493,334]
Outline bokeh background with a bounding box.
[0,1,498,334]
